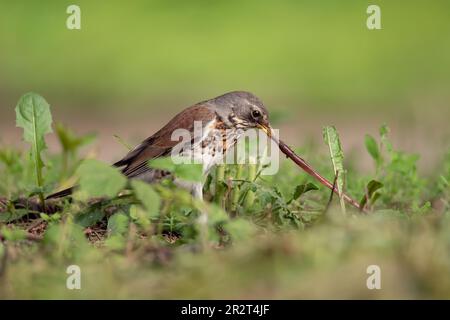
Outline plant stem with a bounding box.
[31,106,45,211]
[231,164,244,213]
[214,165,225,206]
[244,163,257,210]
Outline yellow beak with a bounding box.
[257,123,272,137]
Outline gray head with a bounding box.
[206,91,270,131]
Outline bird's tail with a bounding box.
[46,187,75,200]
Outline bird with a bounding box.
[48,91,272,200]
[47,91,364,211]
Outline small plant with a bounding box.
[15,93,53,209]
[365,124,425,210]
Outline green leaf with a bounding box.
[74,209,105,228]
[365,134,381,164]
[131,180,161,218]
[380,124,393,153]
[359,180,384,209]
[367,180,383,196]
[55,122,96,154]
[0,226,27,241]
[0,209,28,223]
[15,93,53,200]
[379,124,389,136]
[106,212,129,250]
[105,235,126,250]
[148,157,203,182]
[323,126,346,213]
[175,163,203,182]
[290,182,319,203]
[76,159,127,198]
[371,192,381,206]
[107,212,130,236]
[40,213,50,221]
[129,205,151,229]
[225,218,256,242]
[43,222,89,256]
[148,157,176,172]
[208,203,229,225]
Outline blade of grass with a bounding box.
[113,134,133,151]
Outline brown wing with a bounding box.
[113,104,215,178]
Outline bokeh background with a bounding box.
[1,0,450,300]
[1,0,449,172]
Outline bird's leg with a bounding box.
[188,180,209,244]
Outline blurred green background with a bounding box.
[1,1,450,300]
[0,0,449,169]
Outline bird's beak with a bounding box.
[257,122,272,138]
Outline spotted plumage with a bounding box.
[47,91,270,199]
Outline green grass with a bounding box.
[0,93,449,299]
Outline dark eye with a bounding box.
[252,109,261,119]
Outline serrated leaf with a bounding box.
[131,180,160,218]
[77,159,127,198]
[323,126,346,213]
[16,93,53,154]
[15,92,53,194]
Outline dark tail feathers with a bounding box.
[46,187,75,200]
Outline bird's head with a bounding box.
[209,91,272,136]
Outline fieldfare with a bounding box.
[49,91,271,200]
[48,91,362,210]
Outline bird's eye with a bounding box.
[252,110,261,119]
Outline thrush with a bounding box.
[48,91,271,199]
[48,91,363,210]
